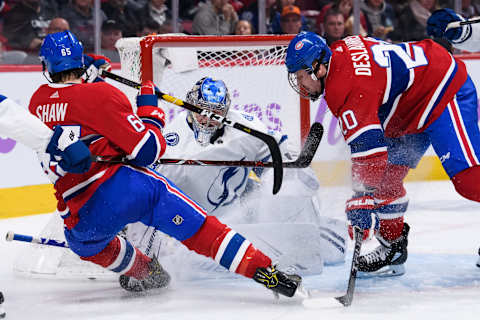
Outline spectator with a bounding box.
[316,0,367,35]
[136,0,170,32]
[136,18,162,37]
[240,0,277,34]
[323,8,345,45]
[102,0,142,37]
[279,5,304,34]
[271,0,310,34]
[461,0,480,18]
[47,17,69,34]
[192,0,238,35]
[235,19,254,34]
[60,0,107,52]
[0,40,27,64]
[296,0,332,10]
[100,19,122,62]
[3,0,57,52]
[23,17,70,64]
[394,0,439,42]
[360,0,396,41]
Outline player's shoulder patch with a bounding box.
[164,132,180,146]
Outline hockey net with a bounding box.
[14,34,310,280]
[115,34,309,148]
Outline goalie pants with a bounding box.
[64,165,271,278]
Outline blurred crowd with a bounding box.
[0,0,478,64]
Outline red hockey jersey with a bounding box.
[324,36,468,189]
[29,82,165,228]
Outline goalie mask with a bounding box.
[186,77,231,146]
[285,31,331,101]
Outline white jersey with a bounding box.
[452,20,480,52]
[0,95,51,153]
[152,109,288,214]
[127,110,347,277]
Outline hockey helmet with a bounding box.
[285,32,331,101]
[40,31,85,74]
[186,77,231,146]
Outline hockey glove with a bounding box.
[83,54,112,83]
[427,8,464,41]
[46,126,92,173]
[346,192,379,241]
[136,81,165,131]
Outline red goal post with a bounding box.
[115,34,311,148]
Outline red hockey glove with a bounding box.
[83,54,112,83]
[346,192,379,240]
[136,81,165,131]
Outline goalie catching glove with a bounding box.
[136,80,165,131]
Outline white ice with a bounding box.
[1,180,480,320]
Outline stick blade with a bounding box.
[335,294,352,307]
[287,122,324,168]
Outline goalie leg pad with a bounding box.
[182,215,271,278]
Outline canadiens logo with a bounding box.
[295,41,304,50]
[164,132,179,146]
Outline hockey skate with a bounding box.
[119,256,171,292]
[476,247,480,268]
[357,223,410,278]
[253,265,303,298]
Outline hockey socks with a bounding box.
[182,215,272,278]
[81,236,152,279]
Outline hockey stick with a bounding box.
[446,18,480,31]
[92,122,323,169]
[335,226,363,307]
[100,70,283,194]
[5,231,69,248]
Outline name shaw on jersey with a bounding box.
[35,103,68,122]
[344,36,372,77]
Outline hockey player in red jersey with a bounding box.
[29,30,302,297]
[285,31,480,277]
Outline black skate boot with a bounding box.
[0,291,5,319]
[476,247,480,268]
[253,265,302,298]
[119,256,171,292]
[357,223,410,278]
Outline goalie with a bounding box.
[126,77,346,277]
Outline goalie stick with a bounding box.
[100,70,283,194]
[92,122,323,169]
[335,226,363,307]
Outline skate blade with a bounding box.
[357,264,405,279]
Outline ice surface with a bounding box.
[1,180,480,319]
